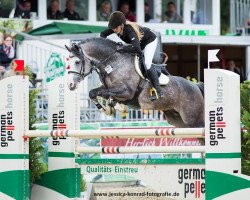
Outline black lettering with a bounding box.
[1,142,8,147]
[183,169,189,179]
[52,140,60,145]
[217,128,223,133]
[201,183,206,193]
[184,183,189,198]
[210,140,218,146]
[217,107,223,112]
[189,183,195,194]
[192,169,201,179]
[59,118,64,123]
[178,169,183,183]
[210,134,216,140]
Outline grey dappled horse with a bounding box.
[66,37,204,128]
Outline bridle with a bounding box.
[68,43,117,79]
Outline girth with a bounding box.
[122,78,147,107]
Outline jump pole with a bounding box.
[76,145,205,154]
[26,128,205,138]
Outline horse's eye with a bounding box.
[75,60,80,66]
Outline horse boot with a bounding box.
[147,67,163,101]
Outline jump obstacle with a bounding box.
[0,69,250,200]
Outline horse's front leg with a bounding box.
[89,86,113,114]
[89,84,130,115]
[97,84,131,100]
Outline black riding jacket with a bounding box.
[100,25,156,56]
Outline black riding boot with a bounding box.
[147,67,163,101]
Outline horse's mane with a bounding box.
[80,37,117,50]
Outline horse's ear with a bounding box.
[65,45,71,52]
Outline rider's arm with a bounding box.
[121,26,142,55]
[100,29,114,38]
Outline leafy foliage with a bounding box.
[0,19,33,36]
[81,174,87,192]
[240,81,250,175]
[25,66,48,183]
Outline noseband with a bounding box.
[68,43,117,78]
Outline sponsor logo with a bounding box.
[58,84,65,108]
[6,84,13,109]
[52,110,66,145]
[209,76,226,146]
[52,84,66,145]
[178,168,205,198]
[45,53,65,83]
[1,112,15,147]
[1,84,15,147]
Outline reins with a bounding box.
[68,43,118,78]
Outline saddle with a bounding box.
[134,56,170,85]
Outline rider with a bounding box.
[100,11,162,100]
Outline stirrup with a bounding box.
[149,87,160,101]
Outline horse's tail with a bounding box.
[196,82,204,97]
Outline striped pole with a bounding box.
[26,127,205,139]
[76,146,205,154]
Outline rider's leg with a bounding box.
[147,66,163,99]
[143,38,162,100]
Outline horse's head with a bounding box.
[65,43,94,90]
[65,38,120,90]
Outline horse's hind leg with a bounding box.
[179,106,205,145]
[164,110,205,145]
[163,110,186,128]
[179,107,204,128]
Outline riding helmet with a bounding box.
[108,11,126,29]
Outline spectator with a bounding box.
[63,0,81,20]
[144,2,152,22]
[227,60,244,83]
[47,0,64,20]
[119,2,136,22]
[97,1,111,21]
[0,34,15,77]
[14,0,31,19]
[163,1,182,23]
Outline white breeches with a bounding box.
[143,37,158,70]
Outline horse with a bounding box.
[65,37,204,129]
